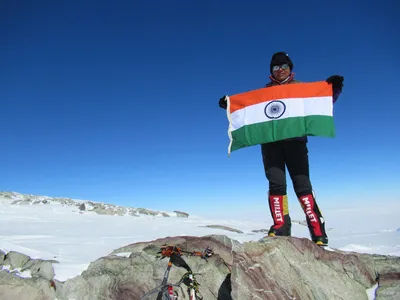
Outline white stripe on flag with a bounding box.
[230,96,333,131]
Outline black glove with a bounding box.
[326,75,344,90]
[219,96,227,109]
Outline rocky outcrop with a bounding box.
[91,205,126,216]
[354,253,400,299]
[202,224,244,234]
[136,207,159,216]
[0,250,5,265]
[3,251,31,269]
[0,191,14,198]
[1,251,57,281]
[174,210,189,218]
[251,228,269,233]
[2,235,399,300]
[12,199,32,205]
[0,272,56,300]
[292,219,308,226]
[376,273,400,299]
[0,250,58,300]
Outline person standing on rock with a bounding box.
[218,51,344,246]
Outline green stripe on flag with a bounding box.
[230,115,335,152]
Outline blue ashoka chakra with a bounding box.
[264,101,286,119]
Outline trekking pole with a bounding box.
[156,260,173,300]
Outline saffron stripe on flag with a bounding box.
[230,96,333,131]
[230,115,335,152]
[229,81,332,114]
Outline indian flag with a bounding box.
[226,81,335,154]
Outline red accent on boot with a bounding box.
[269,195,284,228]
[299,194,323,236]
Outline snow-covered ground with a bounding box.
[1,194,399,299]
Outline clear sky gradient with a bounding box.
[2,1,399,216]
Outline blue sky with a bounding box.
[2,1,399,217]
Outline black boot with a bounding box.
[267,194,292,236]
[298,193,328,246]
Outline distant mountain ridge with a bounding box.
[0,191,189,218]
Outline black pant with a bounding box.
[261,140,312,197]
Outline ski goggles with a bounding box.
[272,63,290,71]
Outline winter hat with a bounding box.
[270,52,294,74]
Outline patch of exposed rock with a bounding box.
[128,210,139,217]
[136,207,159,216]
[0,191,14,198]
[174,210,189,218]
[5,192,74,206]
[201,224,244,234]
[78,203,86,211]
[91,204,127,216]
[251,229,269,233]
[292,219,308,226]
[87,204,175,218]
[12,199,32,205]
